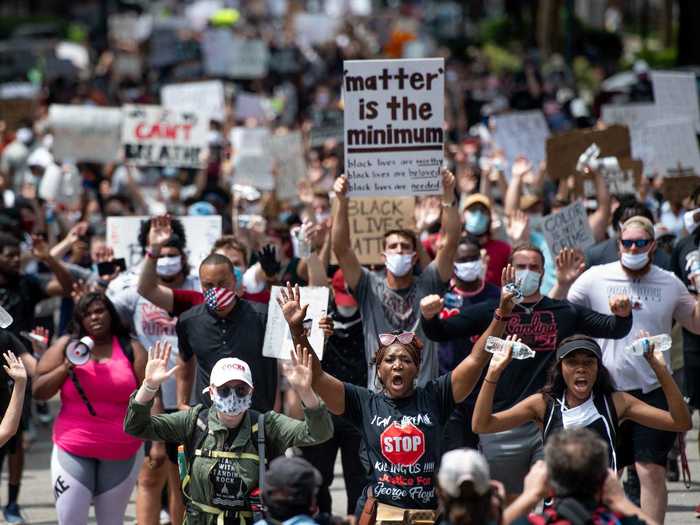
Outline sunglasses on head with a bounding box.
[379,332,417,347]
[620,239,652,249]
[218,385,250,398]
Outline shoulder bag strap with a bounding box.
[67,368,96,416]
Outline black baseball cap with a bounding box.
[556,337,603,361]
[263,456,322,502]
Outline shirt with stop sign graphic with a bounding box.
[343,373,455,509]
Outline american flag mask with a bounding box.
[204,287,237,312]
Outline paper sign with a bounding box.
[343,58,445,196]
[651,71,700,132]
[492,110,550,175]
[310,109,344,147]
[661,175,700,204]
[542,202,595,256]
[161,80,225,122]
[106,215,222,269]
[601,103,658,128]
[121,105,208,168]
[546,125,631,180]
[201,30,269,79]
[230,127,274,190]
[49,105,123,163]
[332,197,416,265]
[635,118,700,176]
[263,286,329,360]
[270,132,307,201]
[293,14,341,46]
[234,93,273,121]
[583,158,642,197]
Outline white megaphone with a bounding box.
[66,336,94,366]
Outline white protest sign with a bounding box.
[343,58,444,197]
[293,13,341,46]
[542,202,595,256]
[201,30,269,79]
[234,93,273,121]
[601,103,658,128]
[270,132,307,201]
[49,105,123,163]
[161,80,225,122]
[636,118,700,176]
[651,71,700,132]
[121,105,208,168]
[263,286,329,360]
[492,110,550,175]
[230,127,274,190]
[583,158,638,197]
[106,215,222,269]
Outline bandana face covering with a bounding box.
[212,388,252,416]
[204,287,237,312]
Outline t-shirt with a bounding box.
[567,262,696,392]
[352,265,448,390]
[671,232,700,360]
[343,374,455,509]
[482,238,511,287]
[0,331,28,412]
[322,304,366,386]
[0,274,48,336]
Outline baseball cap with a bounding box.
[331,269,356,307]
[438,449,491,497]
[462,193,491,212]
[556,337,603,361]
[520,193,542,211]
[208,358,253,390]
[264,456,322,502]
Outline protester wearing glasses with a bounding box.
[567,215,700,525]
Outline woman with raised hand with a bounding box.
[0,352,27,447]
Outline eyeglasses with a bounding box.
[218,385,250,398]
[621,239,652,249]
[379,332,417,347]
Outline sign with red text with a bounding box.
[380,422,425,466]
[121,104,208,168]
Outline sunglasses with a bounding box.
[620,239,652,249]
[379,332,417,347]
[218,385,251,398]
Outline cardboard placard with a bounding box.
[263,286,329,360]
[583,158,643,197]
[546,125,631,180]
[492,110,550,175]
[270,131,307,201]
[161,80,225,122]
[635,118,700,176]
[121,104,208,168]
[230,127,274,190]
[661,175,700,204]
[542,202,595,256]
[106,215,222,269]
[651,71,700,132]
[49,105,123,163]
[343,58,445,196]
[201,30,269,79]
[0,98,36,131]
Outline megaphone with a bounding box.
[66,336,94,366]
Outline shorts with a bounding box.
[478,421,543,494]
[617,387,678,467]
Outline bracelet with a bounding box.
[441,199,456,208]
[145,249,159,259]
[483,378,498,385]
[494,309,511,322]
[142,382,159,393]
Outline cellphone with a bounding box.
[97,258,126,275]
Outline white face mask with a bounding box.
[684,208,700,235]
[621,251,649,271]
[454,260,483,282]
[211,387,252,416]
[156,255,182,277]
[336,305,358,317]
[515,269,541,297]
[384,253,414,277]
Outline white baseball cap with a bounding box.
[438,449,491,497]
[208,358,253,391]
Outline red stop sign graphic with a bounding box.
[380,421,425,466]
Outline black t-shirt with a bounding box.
[342,374,455,509]
[671,232,700,359]
[0,330,29,410]
[0,274,47,336]
[322,305,366,386]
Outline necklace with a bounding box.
[516,296,544,314]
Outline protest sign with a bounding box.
[0,83,39,131]
[546,125,631,180]
[161,80,225,122]
[635,118,700,176]
[293,13,341,46]
[310,109,344,147]
[201,30,269,79]
[263,286,329,360]
[492,110,550,175]
[331,197,416,265]
[149,25,200,69]
[542,202,595,255]
[651,71,700,132]
[108,13,153,44]
[583,158,642,197]
[661,175,700,204]
[601,103,658,128]
[49,105,122,163]
[234,93,273,121]
[343,58,445,197]
[106,215,222,269]
[121,105,208,168]
[230,127,274,190]
[270,132,307,201]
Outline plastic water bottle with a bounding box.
[485,336,535,360]
[0,305,13,329]
[503,283,524,304]
[624,334,672,355]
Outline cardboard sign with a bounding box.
[106,215,222,269]
[332,197,416,265]
[651,71,700,132]
[270,131,307,201]
[310,109,344,147]
[230,127,274,190]
[635,118,700,176]
[546,125,631,180]
[583,158,642,197]
[161,80,225,122]
[343,58,445,196]
[201,30,269,79]
[0,83,39,131]
[263,286,329,360]
[121,105,208,168]
[661,175,700,204]
[49,105,123,163]
[492,110,550,175]
[542,202,595,256]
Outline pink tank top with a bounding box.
[53,336,142,460]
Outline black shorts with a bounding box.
[617,387,678,467]
[144,440,179,465]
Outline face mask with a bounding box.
[211,387,252,416]
[204,287,237,312]
[336,305,358,317]
[465,210,489,236]
[454,260,483,282]
[156,255,182,277]
[384,253,414,277]
[620,251,649,271]
[515,269,541,297]
[684,208,700,235]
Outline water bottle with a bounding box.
[503,283,524,304]
[0,305,13,329]
[443,292,463,309]
[624,334,672,355]
[485,336,535,360]
[177,445,187,480]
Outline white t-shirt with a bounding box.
[567,262,697,392]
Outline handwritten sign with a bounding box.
[542,202,595,256]
[106,215,222,269]
[583,158,642,197]
[601,103,658,128]
[661,175,700,204]
[343,58,444,196]
[492,110,550,175]
[121,105,208,168]
[263,286,329,360]
[230,127,274,190]
[635,118,700,176]
[270,132,307,201]
[651,71,700,132]
[49,105,123,163]
[201,31,269,79]
[0,83,39,131]
[161,80,225,122]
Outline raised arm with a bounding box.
[587,168,611,243]
[434,169,460,282]
[0,352,27,446]
[504,157,528,217]
[331,176,362,290]
[33,235,74,297]
[548,248,585,300]
[137,215,175,312]
[574,295,632,339]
